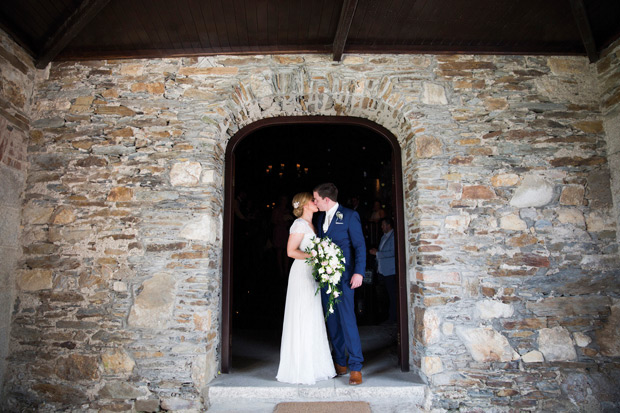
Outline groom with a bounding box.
[313,182,366,385]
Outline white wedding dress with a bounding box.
[276,218,336,384]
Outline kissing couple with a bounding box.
[276,182,366,385]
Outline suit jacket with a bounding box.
[376,230,395,276]
[318,205,366,279]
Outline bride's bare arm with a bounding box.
[287,233,310,260]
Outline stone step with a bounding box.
[206,380,428,412]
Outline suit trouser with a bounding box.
[322,278,364,371]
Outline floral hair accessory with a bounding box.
[293,201,300,208]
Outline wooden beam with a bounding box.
[332,0,358,62]
[569,0,599,63]
[35,0,111,69]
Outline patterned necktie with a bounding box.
[323,212,331,233]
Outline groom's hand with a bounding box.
[350,274,363,289]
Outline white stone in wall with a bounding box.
[422,356,443,376]
[422,82,448,105]
[128,273,176,329]
[170,161,202,186]
[475,300,515,319]
[442,322,454,336]
[538,326,577,361]
[180,215,217,243]
[521,350,544,363]
[573,332,592,347]
[456,327,519,362]
[201,169,215,183]
[510,175,555,208]
[500,214,527,231]
[113,281,127,292]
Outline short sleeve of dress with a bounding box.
[289,219,308,235]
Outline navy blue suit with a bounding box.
[318,204,366,371]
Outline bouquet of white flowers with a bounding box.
[305,236,346,319]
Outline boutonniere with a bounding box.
[336,211,344,222]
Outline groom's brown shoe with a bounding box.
[335,363,347,376]
[349,371,362,385]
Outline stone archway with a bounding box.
[221,115,410,373]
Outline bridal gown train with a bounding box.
[276,218,336,385]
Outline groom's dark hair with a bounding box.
[314,183,338,202]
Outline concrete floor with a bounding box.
[206,324,427,412]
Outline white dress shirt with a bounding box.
[323,203,339,232]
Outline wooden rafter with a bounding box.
[332,0,359,62]
[35,0,111,69]
[569,0,599,63]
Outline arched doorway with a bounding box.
[222,116,409,373]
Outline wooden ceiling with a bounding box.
[1,0,619,69]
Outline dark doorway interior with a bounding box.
[223,117,409,374]
[232,124,392,330]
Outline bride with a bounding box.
[276,192,336,384]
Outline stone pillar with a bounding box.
[598,38,620,243]
[0,29,34,401]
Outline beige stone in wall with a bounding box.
[557,208,585,225]
[538,326,577,361]
[573,332,592,347]
[22,205,54,225]
[170,161,202,186]
[422,356,443,376]
[423,309,441,345]
[415,136,443,158]
[586,211,615,232]
[547,57,588,75]
[445,215,470,232]
[99,381,150,399]
[120,64,144,76]
[192,350,217,390]
[102,348,135,373]
[573,120,604,134]
[55,354,100,381]
[16,269,52,291]
[560,185,585,205]
[180,215,217,243]
[491,173,520,187]
[50,206,76,225]
[107,187,133,202]
[128,273,177,329]
[456,327,519,362]
[484,97,508,111]
[500,214,527,231]
[422,82,448,105]
[521,350,544,363]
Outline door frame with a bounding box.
[222,116,409,372]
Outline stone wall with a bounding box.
[599,38,620,243]
[0,30,34,399]
[3,48,619,411]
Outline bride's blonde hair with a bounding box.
[292,192,312,218]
